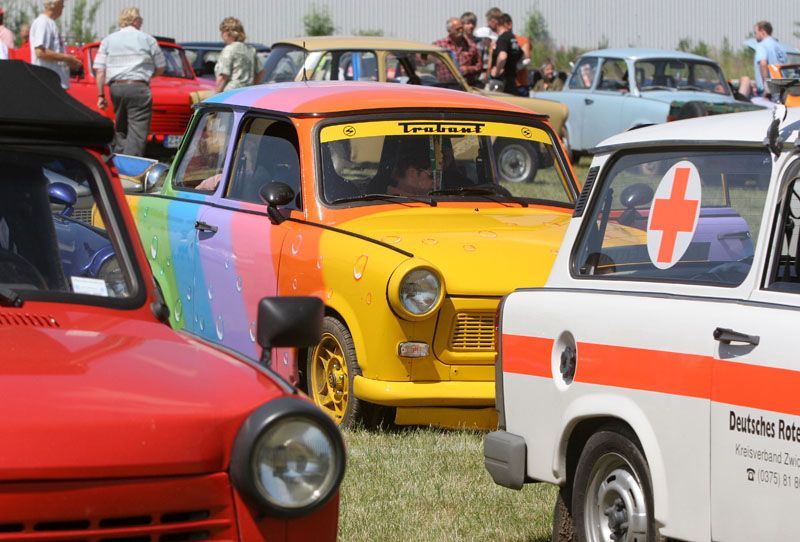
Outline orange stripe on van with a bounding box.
[502,334,800,417]
[501,335,553,377]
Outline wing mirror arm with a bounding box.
[259,182,295,225]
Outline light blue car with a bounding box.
[534,48,763,158]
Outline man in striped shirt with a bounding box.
[94,7,165,156]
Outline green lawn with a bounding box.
[339,428,557,542]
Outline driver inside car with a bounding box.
[386,153,434,196]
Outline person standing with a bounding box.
[0,40,7,60]
[215,17,263,93]
[30,0,80,89]
[433,17,481,86]
[0,7,15,51]
[94,7,165,157]
[753,20,788,99]
[490,13,522,95]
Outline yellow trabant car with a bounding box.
[263,36,568,184]
[124,82,579,429]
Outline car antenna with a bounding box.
[302,41,308,84]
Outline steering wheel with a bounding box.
[0,248,47,290]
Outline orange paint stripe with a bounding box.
[502,334,800,417]
[501,335,552,378]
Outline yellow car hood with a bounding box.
[335,206,572,296]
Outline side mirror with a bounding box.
[259,182,295,225]
[144,162,169,192]
[49,182,78,216]
[619,182,654,209]
[257,296,323,370]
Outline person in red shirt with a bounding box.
[433,17,481,86]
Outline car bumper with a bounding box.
[353,375,494,407]
[484,430,527,490]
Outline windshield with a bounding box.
[89,45,193,79]
[262,44,305,83]
[634,59,730,95]
[318,117,575,207]
[0,150,137,302]
[573,149,771,286]
[385,51,464,90]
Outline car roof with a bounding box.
[273,35,444,53]
[180,41,270,51]
[203,81,535,117]
[595,107,800,151]
[580,48,717,63]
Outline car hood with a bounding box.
[636,90,737,104]
[335,205,572,296]
[474,89,568,133]
[0,313,285,481]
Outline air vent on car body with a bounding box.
[573,166,600,218]
[0,313,59,328]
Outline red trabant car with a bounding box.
[66,39,215,154]
[0,61,343,541]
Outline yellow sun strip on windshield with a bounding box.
[320,120,551,145]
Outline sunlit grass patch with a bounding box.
[339,427,556,542]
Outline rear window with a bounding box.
[573,149,771,286]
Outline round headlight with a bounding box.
[252,416,339,510]
[231,397,346,517]
[399,268,441,316]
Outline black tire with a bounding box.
[552,486,576,542]
[306,316,394,429]
[572,427,663,542]
[495,138,538,183]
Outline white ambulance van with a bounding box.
[485,106,800,541]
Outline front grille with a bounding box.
[72,207,94,224]
[151,110,191,135]
[0,313,59,328]
[449,312,495,351]
[0,474,236,541]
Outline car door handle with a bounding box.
[713,327,760,346]
[584,98,594,105]
[194,220,218,234]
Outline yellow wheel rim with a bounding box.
[310,332,349,425]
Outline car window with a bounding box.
[262,44,305,83]
[766,166,800,292]
[225,117,301,209]
[313,51,377,81]
[598,58,628,92]
[385,52,462,89]
[0,149,136,301]
[319,117,574,207]
[635,59,728,94]
[172,110,234,192]
[573,149,771,286]
[569,57,597,89]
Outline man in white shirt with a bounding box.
[94,7,165,156]
[29,0,80,89]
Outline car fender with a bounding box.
[555,392,670,524]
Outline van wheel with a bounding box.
[551,486,575,542]
[495,139,538,183]
[572,428,663,542]
[307,316,393,429]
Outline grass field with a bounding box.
[338,427,557,542]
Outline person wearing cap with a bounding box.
[94,7,165,156]
[473,26,497,85]
[30,0,80,89]
[0,7,15,51]
[433,17,481,87]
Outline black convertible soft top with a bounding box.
[0,60,114,146]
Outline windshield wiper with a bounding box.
[0,287,23,308]
[640,85,675,91]
[677,85,710,92]
[329,193,437,206]
[429,186,528,207]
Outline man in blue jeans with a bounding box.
[753,20,787,100]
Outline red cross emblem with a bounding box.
[647,161,701,269]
